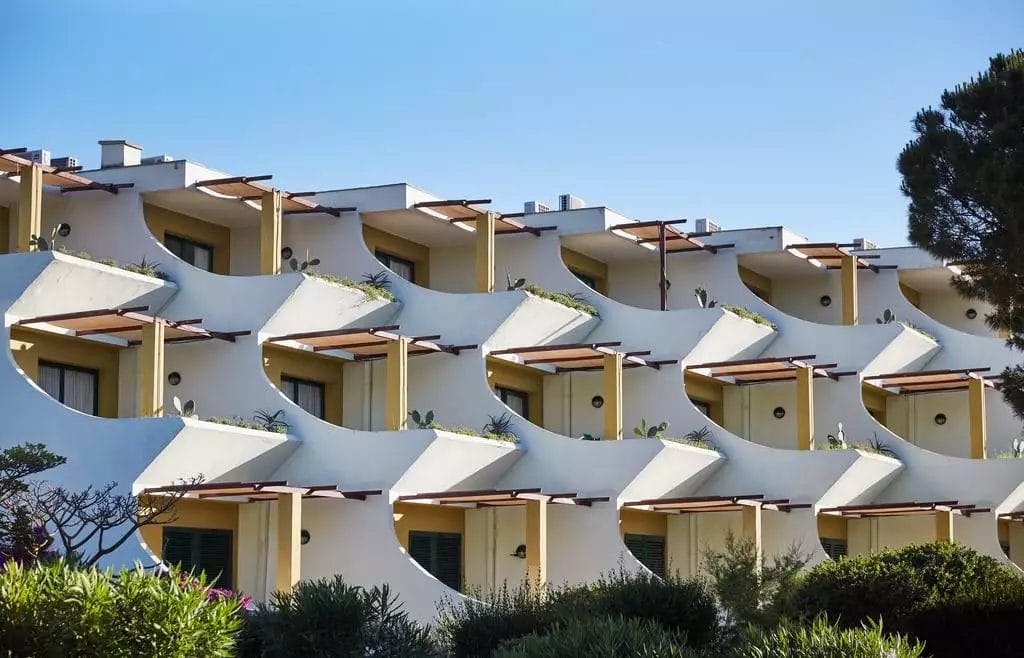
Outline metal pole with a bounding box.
[658,222,668,311]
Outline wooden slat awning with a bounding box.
[16,306,251,345]
[863,368,1000,394]
[785,242,896,272]
[0,151,131,194]
[999,511,1024,521]
[489,342,678,372]
[265,325,475,361]
[820,501,990,518]
[397,488,610,507]
[142,480,383,503]
[623,494,810,513]
[686,355,851,385]
[609,220,735,255]
[194,175,354,217]
[413,199,557,237]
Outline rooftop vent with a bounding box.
[558,194,586,211]
[694,218,721,234]
[524,201,551,214]
[99,140,143,168]
[20,149,51,166]
[51,156,79,169]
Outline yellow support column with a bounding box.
[935,508,954,543]
[17,164,42,252]
[475,211,496,292]
[386,337,409,430]
[841,253,858,325]
[796,365,814,450]
[139,321,165,417]
[969,376,987,459]
[603,352,623,440]
[742,503,763,569]
[275,491,302,592]
[260,189,283,275]
[525,498,548,595]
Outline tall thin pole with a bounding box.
[658,222,668,311]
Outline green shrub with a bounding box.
[436,582,563,658]
[237,575,433,657]
[785,542,1018,627]
[523,284,598,316]
[492,615,698,658]
[0,561,241,657]
[721,304,776,329]
[734,616,925,658]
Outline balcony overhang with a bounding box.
[265,324,476,361]
[142,480,383,503]
[863,368,1000,394]
[820,501,990,518]
[0,150,133,194]
[623,494,810,514]
[488,341,677,373]
[397,488,609,508]
[685,355,852,385]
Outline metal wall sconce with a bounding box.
[281,246,294,261]
[820,295,832,307]
[591,395,604,409]
[934,413,947,426]
[301,529,311,545]
[511,544,526,559]
[167,372,181,386]
[56,223,72,238]
[966,308,978,320]
[773,407,786,419]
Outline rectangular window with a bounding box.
[689,397,712,418]
[375,250,415,282]
[408,531,461,591]
[496,386,529,418]
[624,533,665,577]
[281,376,325,419]
[570,269,597,291]
[162,527,233,588]
[38,361,99,416]
[820,538,848,560]
[166,233,214,272]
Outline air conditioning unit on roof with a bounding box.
[21,149,50,166]
[141,155,174,164]
[694,218,721,234]
[51,156,79,169]
[559,194,586,211]
[852,237,877,251]
[524,201,550,214]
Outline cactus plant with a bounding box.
[506,272,527,291]
[634,419,669,439]
[825,422,847,449]
[172,396,197,419]
[694,287,717,308]
[876,309,896,324]
[409,409,435,429]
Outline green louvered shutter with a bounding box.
[408,531,462,592]
[161,527,232,588]
[625,533,665,577]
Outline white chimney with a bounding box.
[99,140,143,168]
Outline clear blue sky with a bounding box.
[2,1,1021,246]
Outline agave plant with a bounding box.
[482,412,516,438]
[252,409,289,433]
[171,396,197,419]
[408,409,435,429]
[876,309,896,324]
[29,223,71,251]
[865,432,898,458]
[634,419,669,439]
[361,271,392,290]
[506,273,527,291]
[825,422,848,450]
[694,287,717,309]
[123,256,167,279]
[682,425,716,450]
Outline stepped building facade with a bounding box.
[1,139,1022,620]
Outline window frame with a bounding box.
[569,268,597,291]
[408,530,462,591]
[281,375,326,420]
[820,537,848,560]
[624,532,666,577]
[165,232,215,272]
[161,526,233,588]
[375,250,416,282]
[496,385,530,419]
[37,360,99,416]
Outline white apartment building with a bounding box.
[1,139,1022,621]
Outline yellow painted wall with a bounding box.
[817,514,848,540]
[10,326,120,417]
[0,205,9,254]
[683,371,726,425]
[899,283,922,309]
[362,225,430,287]
[561,247,608,295]
[139,497,240,587]
[739,265,772,303]
[143,203,231,274]
[262,344,344,425]
[393,502,465,586]
[862,383,891,426]
[486,357,545,426]
[620,508,668,538]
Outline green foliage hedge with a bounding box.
[492,615,698,658]
[0,561,241,657]
[735,617,925,658]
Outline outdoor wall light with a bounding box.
[966,308,978,320]
[167,372,181,386]
[934,413,947,426]
[56,223,72,238]
[281,246,294,261]
[301,529,311,545]
[820,295,832,307]
[773,406,786,419]
[591,395,604,408]
[511,544,526,559]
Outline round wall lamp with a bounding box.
[56,223,72,238]
[301,529,311,545]
[281,246,294,261]
[934,413,947,426]
[511,544,526,559]
[820,295,832,307]
[966,308,978,320]
[167,372,181,386]
[591,395,605,409]
[773,407,786,419]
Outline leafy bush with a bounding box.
[305,269,397,302]
[237,575,432,657]
[436,583,562,658]
[0,561,241,657]
[734,616,925,658]
[785,542,1018,628]
[722,304,776,329]
[523,284,598,316]
[493,615,698,658]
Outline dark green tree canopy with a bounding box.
[898,50,1024,418]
